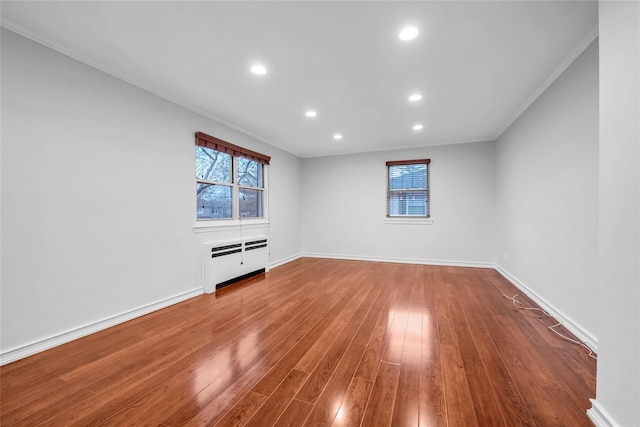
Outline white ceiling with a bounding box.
[1,1,598,158]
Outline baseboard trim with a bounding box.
[269,252,303,270]
[587,399,619,427]
[302,252,494,269]
[0,288,203,366]
[494,264,598,353]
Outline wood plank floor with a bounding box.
[0,258,596,426]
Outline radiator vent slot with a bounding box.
[245,239,267,246]
[244,239,268,252]
[203,236,269,293]
[210,243,242,258]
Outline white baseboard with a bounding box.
[0,288,203,366]
[302,252,494,269]
[269,252,303,270]
[494,264,598,353]
[587,399,619,427]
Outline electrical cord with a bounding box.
[502,294,597,360]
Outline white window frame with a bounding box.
[194,132,270,230]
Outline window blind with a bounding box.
[195,131,271,165]
[386,159,430,218]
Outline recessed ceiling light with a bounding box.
[251,65,267,75]
[333,134,343,140]
[409,94,422,102]
[305,111,317,118]
[399,27,419,41]
[413,124,424,131]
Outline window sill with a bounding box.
[384,218,434,225]
[193,218,270,233]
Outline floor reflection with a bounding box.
[192,329,260,406]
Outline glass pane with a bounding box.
[239,188,263,218]
[197,184,232,219]
[196,146,231,183]
[388,191,427,216]
[237,157,263,188]
[389,164,427,190]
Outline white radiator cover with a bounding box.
[203,236,269,293]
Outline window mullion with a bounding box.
[232,156,239,220]
[197,179,232,186]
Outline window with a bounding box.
[386,159,430,218]
[195,132,270,221]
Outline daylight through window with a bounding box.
[195,132,270,221]
[386,159,430,218]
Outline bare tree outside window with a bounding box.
[196,146,233,219]
[195,139,267,220]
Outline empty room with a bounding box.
[1,1,638,426]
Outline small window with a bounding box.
[195,132,270,221]
[386,159,430,218]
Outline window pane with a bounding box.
[389,164,427,190]
[239,188,263,218]
[237,157,263,188]
[197,184,232,219]
[196,146,231,183]
[388,191,427,216]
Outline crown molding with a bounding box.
[493,24,599,141]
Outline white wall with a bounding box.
[590,2,640,426]
[494,40,599,341]
[267,149,303,267]
[0,29,302,358]
[301,141,496,265]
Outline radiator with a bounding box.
[203,236,268,293]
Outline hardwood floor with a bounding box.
[0,258,596,426]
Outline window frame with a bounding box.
[236,156,265,219]
[385,159,431,222]
[195,132,270,224]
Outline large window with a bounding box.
[195,132,270,221]
[386,159,430,218]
